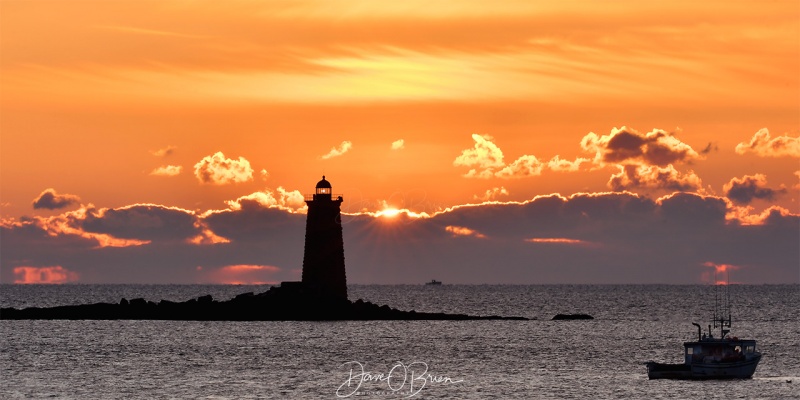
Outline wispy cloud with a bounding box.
[321,141,353,159]
[474,187,509,201]
[150,145,177,157]
[525,237,592,246]
[3,2,795,108]
[97,25,208,39]
[445,225,486,238]
[150,165,182,176]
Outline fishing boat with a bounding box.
[425,279,442,285]
[646,277,761,379]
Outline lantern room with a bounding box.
[316,176,332,195]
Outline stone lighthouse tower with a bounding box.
[301,176,348,300]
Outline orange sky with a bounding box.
[1,1,798,284]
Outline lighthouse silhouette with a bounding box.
[300,176,348,300]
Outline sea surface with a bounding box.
[1,284,798,399]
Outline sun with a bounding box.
[377,208,401,218]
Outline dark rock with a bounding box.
[234,292,254,300]
[1,288,529,321]
[129,298,147,307]
[552,313,594,320]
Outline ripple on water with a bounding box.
[1,285,798,399]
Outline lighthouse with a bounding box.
[300,176,348,300]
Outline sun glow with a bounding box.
[526,238,586,244]
[701,262,741,285]
[13,266,79,284]
[370,207,431,219]
[377,208,402,218]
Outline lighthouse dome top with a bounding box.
[316,176,332,189]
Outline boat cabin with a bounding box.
[683,338,757,364]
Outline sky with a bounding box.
[1,0,798,285]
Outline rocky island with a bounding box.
[1,177,526,321]
[0,285,526,321]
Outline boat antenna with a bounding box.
[712,268,732,339]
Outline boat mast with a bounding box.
[712,268,731,339]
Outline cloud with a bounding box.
[547,155,590,172]
[4,0,796,109]
[700,142,718,155]
[321,141,353,159]
[10,207,153,248]
[204,198,307,242]
[581,127,702,166]
[150,145,176,157]
[11,203,227,248]
[454,134,589,179]
[445,225,486,238]
[150,165,182,176]
[391,139,405,150]
[13,266,79,284]
[276,187,306,210]
[608,164,703,192]
[2,191,798,284]
[495,155,544,178]
[723,174,786,205]
[350,191,797,283]
[458,127,702,185]
[474,187,509,201]
[453,134,505,178]
[187,221,231,245]
[453,127,702,186]
[700,261,741,284]
[32,188,81,210]
[735,128,800,158]
[79,204,207,242]
[225,187,307,213]
[795,171,800,190]
[525,237,592,246]
[200,264,282,284]
[193,152,254,184]
[0,199,305,283]
[260,169,269,181]
[575,127,709,192]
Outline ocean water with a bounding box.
[1,284,798,399]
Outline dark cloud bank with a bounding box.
[2,192,797,284]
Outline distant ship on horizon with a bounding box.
[425,279,442,286]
